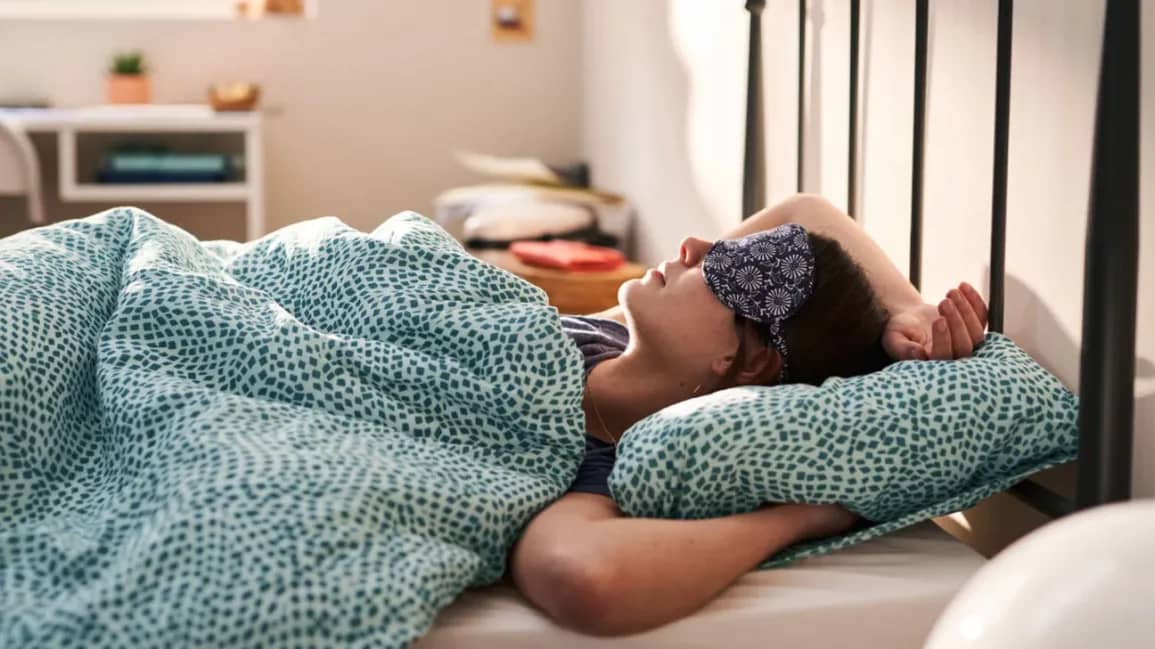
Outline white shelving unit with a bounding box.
[3,105,264,240]
[62,183,251,202]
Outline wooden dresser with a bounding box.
[471,249,646,316]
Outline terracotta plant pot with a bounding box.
[106,74,151,104]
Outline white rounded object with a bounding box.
[925,499,1155,649]
[462,201,593,242]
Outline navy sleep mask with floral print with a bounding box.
[702,223,816,382]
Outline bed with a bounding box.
[416,0,1140,645]
[414,521,981,649]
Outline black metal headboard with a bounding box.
[741,0,1140,516]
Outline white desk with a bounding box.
[0,105,264,240]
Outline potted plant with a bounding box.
[106,51,151,104]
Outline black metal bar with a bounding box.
[1076,0,1139,509]
[1008,479,1076,519]
[743,0,767,220]
[909,0,927,290]
[797,0,806,192]
[848,0,860,218]
[989,0,1012,333]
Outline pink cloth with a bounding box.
[509,240,625,271]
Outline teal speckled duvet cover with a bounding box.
[0,208,586,648]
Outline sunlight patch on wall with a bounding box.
[667,0,746,232]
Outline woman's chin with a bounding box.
[618,278,642,306]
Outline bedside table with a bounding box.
[472,249,646,315]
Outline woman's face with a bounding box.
[619,236,742,372]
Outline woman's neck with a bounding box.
[582,347,701,444]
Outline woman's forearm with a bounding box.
[571,505,808,636]
[724,194,923,313]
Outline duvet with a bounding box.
[0,208,586,648]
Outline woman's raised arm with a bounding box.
[731,194,992,360]
[727,194,923,313]
[590,193,918,323]
[507,492,857,636]
[589,193,987,360]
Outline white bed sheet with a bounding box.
[412,521,985,649]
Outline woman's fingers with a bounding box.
[899,340,928,361]
[940,298,973,358]
[949,288,985,345]
[884,326,929,361]
[959,282,989,328]
[928,316,953,360]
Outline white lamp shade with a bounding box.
[925,499,1155,649]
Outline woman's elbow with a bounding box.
[782,192,839,218]
[747,192,841,228]
[521,550,629,636]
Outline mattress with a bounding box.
[412,520,985,649]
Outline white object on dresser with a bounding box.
[434,183,634,253]
[0,104,264,241]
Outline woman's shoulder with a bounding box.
[559,315,629,374]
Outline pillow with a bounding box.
[607,333,1078,568]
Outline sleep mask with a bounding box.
[702,223,816,382]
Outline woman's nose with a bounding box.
[678,237,713,266]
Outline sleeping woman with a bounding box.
[507,193,989,636]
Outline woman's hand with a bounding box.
[759,502,861,541]
[882,282,989,361]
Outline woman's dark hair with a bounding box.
[718,232,891,389]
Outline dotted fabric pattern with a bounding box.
[0,208,586,648]
[608,333,1078,568]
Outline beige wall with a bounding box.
[0,0,582,239]
[583,0,1154,555]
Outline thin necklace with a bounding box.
[585,367,703,446]
[585,367,618,445]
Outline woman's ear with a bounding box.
[709,336,783,387]
[710,354,736,380]
[733,345,782,386]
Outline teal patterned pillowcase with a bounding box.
[608,333,1078,567]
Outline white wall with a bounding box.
[0,0,582,239]
[583,0,1153,553]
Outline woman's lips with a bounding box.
[647,268,665,285]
